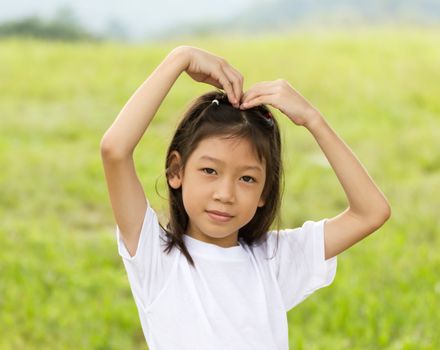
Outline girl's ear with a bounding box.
[257,197,265,207]
[167,151,184,189]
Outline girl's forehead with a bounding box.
[190,136,265,167]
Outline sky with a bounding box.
[1,0,263,39]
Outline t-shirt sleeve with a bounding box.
[267,218,337,312]
[115,199,174,310]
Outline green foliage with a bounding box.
[0,16,99,42]
[0,27,439,349]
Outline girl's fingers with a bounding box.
[241,81,272,103]
[221,66,243,107]
[229,67,244,104]
[240,92,276,110]
[242,83,277,105]
[215,69,235,104]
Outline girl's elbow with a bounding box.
[383,203,392,221]
[100,136,133,160]
[370,203,392,230]
[380,199,392,221]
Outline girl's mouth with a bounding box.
[206,210,234,222]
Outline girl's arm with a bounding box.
[101,47,188,157]
[240,79,391,260]
[100,48,189,257]
[302,112,391,260]
[101,46,243,257]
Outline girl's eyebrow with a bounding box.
[198,155,263,173]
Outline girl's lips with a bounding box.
[206,211,234,222]
[206,210,233,217]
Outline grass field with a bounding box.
[1,27,439,349]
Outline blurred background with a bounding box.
[2,0,440,42]
[1,0,439,349]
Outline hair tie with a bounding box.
[211,99,219,106]
[263,110,274,126]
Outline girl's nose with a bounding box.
[213,179,235,203]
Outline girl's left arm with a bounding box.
[300,111,391,260]
[240,79,391,260]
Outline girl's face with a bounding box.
[169,136,266,248]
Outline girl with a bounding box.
[100,46,391,350]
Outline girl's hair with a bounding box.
[159,89,284,267]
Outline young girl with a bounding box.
[101,46,391,350]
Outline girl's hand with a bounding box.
[178,46,243,108]
[240,79,322,127]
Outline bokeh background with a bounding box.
[1,1,439,349]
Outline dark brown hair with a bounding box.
[159,89,284,267]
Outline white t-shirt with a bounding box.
[116,200,337,350]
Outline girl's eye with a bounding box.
[241,176,256,184]
[201,168,256,184]
[202,168,216,175]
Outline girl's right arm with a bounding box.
[100,46,243,257]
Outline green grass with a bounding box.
[1,26,439,349]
